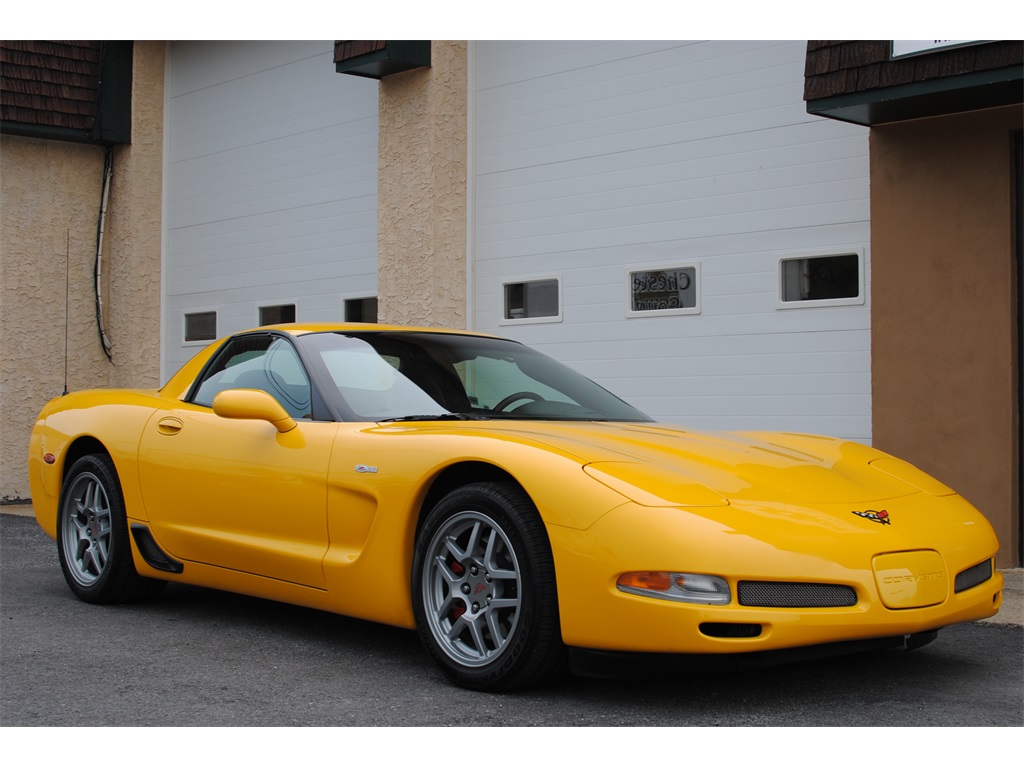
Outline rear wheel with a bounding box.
[57,454,163,603]
[412,481,567,691]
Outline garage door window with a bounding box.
[627,265,700,317]
[345,297,378,323]
[184,311,217,343]
[259,303,296,325]
[501,277,561,324]
[778,251,864,308]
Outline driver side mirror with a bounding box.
[212,389,297,433]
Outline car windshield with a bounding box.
[297,331,652,423]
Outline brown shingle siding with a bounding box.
[1,40,102,131]
[804,40,1023,102]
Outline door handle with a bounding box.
[156,416,183,435]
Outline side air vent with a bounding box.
[130,524,184,574]
[954,559,993,593]
[738,581,857,608]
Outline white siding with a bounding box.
[163,41,379,377]
[472,41,871,441]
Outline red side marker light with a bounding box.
[44,454,56,464]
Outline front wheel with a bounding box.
[57,454,164,604]
[412,482,567,691]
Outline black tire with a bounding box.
[412,481,568,691]
[57,454,164,604]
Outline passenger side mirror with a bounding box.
[212,389,297,433]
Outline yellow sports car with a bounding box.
[28,324,1003,690]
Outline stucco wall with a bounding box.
[871,105,1021,567]
[376,41,467,328]
[0,41,165,501]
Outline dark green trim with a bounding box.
[0,121,96,144]
[808,65,1023,126]
[95,41,133,145]
[335,40,430,79]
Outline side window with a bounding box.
[191,335,312,418]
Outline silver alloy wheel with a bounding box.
[60,471,112,588]
[420,510,523,667]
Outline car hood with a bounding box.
[457,421,950,506]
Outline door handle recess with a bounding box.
[156,417,184,435]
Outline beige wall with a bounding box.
[871,105,1021,567]
[0,41,165,501]
[376,41,468,328]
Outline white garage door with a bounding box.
[163,41,379,378]
[472,41,871,440]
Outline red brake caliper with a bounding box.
[450,559,467,620]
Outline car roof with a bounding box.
[246,322,503,339]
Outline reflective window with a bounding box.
[192,335,312,418]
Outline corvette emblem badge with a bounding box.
[852,509,890,525]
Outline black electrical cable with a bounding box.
[93,144,113,363]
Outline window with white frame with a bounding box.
[501,277,561,323]
[259,303,296,325]
[627,264,700,317]
[344,296,378,323]
[777,250,864,308]
[184,311,217,343]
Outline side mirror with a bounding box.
[212,389,297,433]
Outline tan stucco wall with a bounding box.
[376,41,467,328]
[0,41,165,501]
[871,105,1021,567]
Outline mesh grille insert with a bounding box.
[738,581,857,608]
[954,560,993,593]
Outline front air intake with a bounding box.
[738,581,857,608]
[954,559,993,593]
[699,622,762,638]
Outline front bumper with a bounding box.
[547,496,1003,655]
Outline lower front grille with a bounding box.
[738,581,858,608]
[700,622,762,638]
[954,559,993,593]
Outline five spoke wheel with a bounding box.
[60,470,113,588]
[413,481,567,691]
[421,511,522,667]
[57,454,163,603]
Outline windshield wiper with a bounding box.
[377,413,489,423]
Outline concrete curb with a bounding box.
[3,505,1020,627]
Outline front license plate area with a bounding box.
[873,551,949,609]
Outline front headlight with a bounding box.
[617,571,731,605]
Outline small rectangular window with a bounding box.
[627,265,700,317]
[501,277,561,324]
[345,297,378,323]
[778,250,864,308]
[184,311,217,343]
[259,304,296,325]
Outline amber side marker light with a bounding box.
[617,571,731,605]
